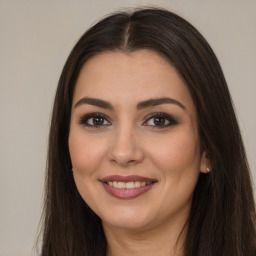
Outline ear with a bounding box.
[199,151,211,173]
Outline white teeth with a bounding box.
[135,181,140,188]
[125,182,134,189]
[117,181,125,189]
[106,181,153,189]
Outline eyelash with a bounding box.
[78,112,178,128]
[79,112,111,128]
[143,112,178,128]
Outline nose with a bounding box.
[108,126,144,167]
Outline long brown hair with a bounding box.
[40,7,256,256]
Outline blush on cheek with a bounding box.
[69,133,106,173]
[150,136,200,176]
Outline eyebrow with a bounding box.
[74,97,186,110]
[74,97,114,110]
[137,98,186,110]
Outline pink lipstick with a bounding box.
[100,175,157,199]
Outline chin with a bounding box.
[100,207,156,230]
[103,218,151,230]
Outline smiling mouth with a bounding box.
[104,181,155,189]
[100,175,157,199]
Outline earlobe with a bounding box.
[200,151,211,174]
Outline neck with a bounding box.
[103,218,187,256]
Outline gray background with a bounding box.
[1,0,255,255]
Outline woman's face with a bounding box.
[69,50,208,231]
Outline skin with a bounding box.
[69,50,209,256]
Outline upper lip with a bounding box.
[100,175,157,183]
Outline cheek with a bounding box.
[69,132,111,209]
[146,131,201,178]
[68,130,108,177]
[145,132,201,218]
[68,131,108,208]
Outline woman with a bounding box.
[40,7,256,256]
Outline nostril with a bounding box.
[110,158,137,166]
[107,140,145,166]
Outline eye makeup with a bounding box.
[142,112,178,128]
[78,112,111,128]
[78,111,178,129]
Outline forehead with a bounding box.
[73,49,195,112]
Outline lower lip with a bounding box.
[101,182,156,199]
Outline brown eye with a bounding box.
[93,117,105,125]
[79,113,111,127]
[143,112,178,128]
[153,117,166,126]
